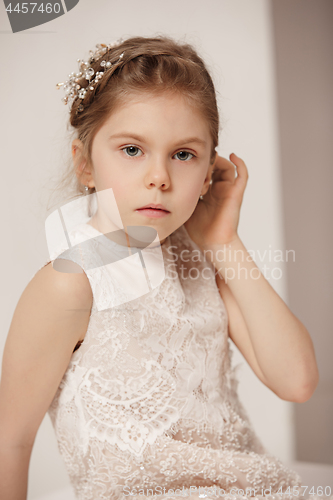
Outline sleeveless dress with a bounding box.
[43,221,328,500]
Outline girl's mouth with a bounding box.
[135,208,170,218]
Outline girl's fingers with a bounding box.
[209,154,249,201]
[229,153,249,195]
[211,155,237,184]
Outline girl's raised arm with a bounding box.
[185,154,319,402]
[0,262,93,500]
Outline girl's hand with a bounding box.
[184,153,249,249]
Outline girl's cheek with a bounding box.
[185,179,204,202]
[111,184,131,204]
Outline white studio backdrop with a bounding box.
[0,1,293,498]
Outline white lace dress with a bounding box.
[43,222,327,500]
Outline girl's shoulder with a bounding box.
[31,260,93,316]
[27,222,95,321]
[0,260,93,451]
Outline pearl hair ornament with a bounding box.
[56,39,125,113]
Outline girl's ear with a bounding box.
[72,139,95,189]
[201,152,218,196]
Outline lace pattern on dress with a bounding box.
[44,223,326,500]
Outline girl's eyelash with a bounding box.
[121,146,196,161]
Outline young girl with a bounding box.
[0,35,325,500]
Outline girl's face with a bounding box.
[76,91,215,245]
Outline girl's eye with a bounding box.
[174,151,195,161]
[121,147,195,161]
[121,146,142,157]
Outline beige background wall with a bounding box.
[0,1,331,499]
[271,0,333,464]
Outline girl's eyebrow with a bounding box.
[108,132,207,148]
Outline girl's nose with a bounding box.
[144,158,171,190]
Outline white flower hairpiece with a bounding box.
[56,38,125,113]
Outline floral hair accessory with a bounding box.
[56,38,125,113]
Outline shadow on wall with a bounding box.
[271,0,333,464]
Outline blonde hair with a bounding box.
[52,35,220,207]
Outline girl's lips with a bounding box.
[135,208,170,218]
